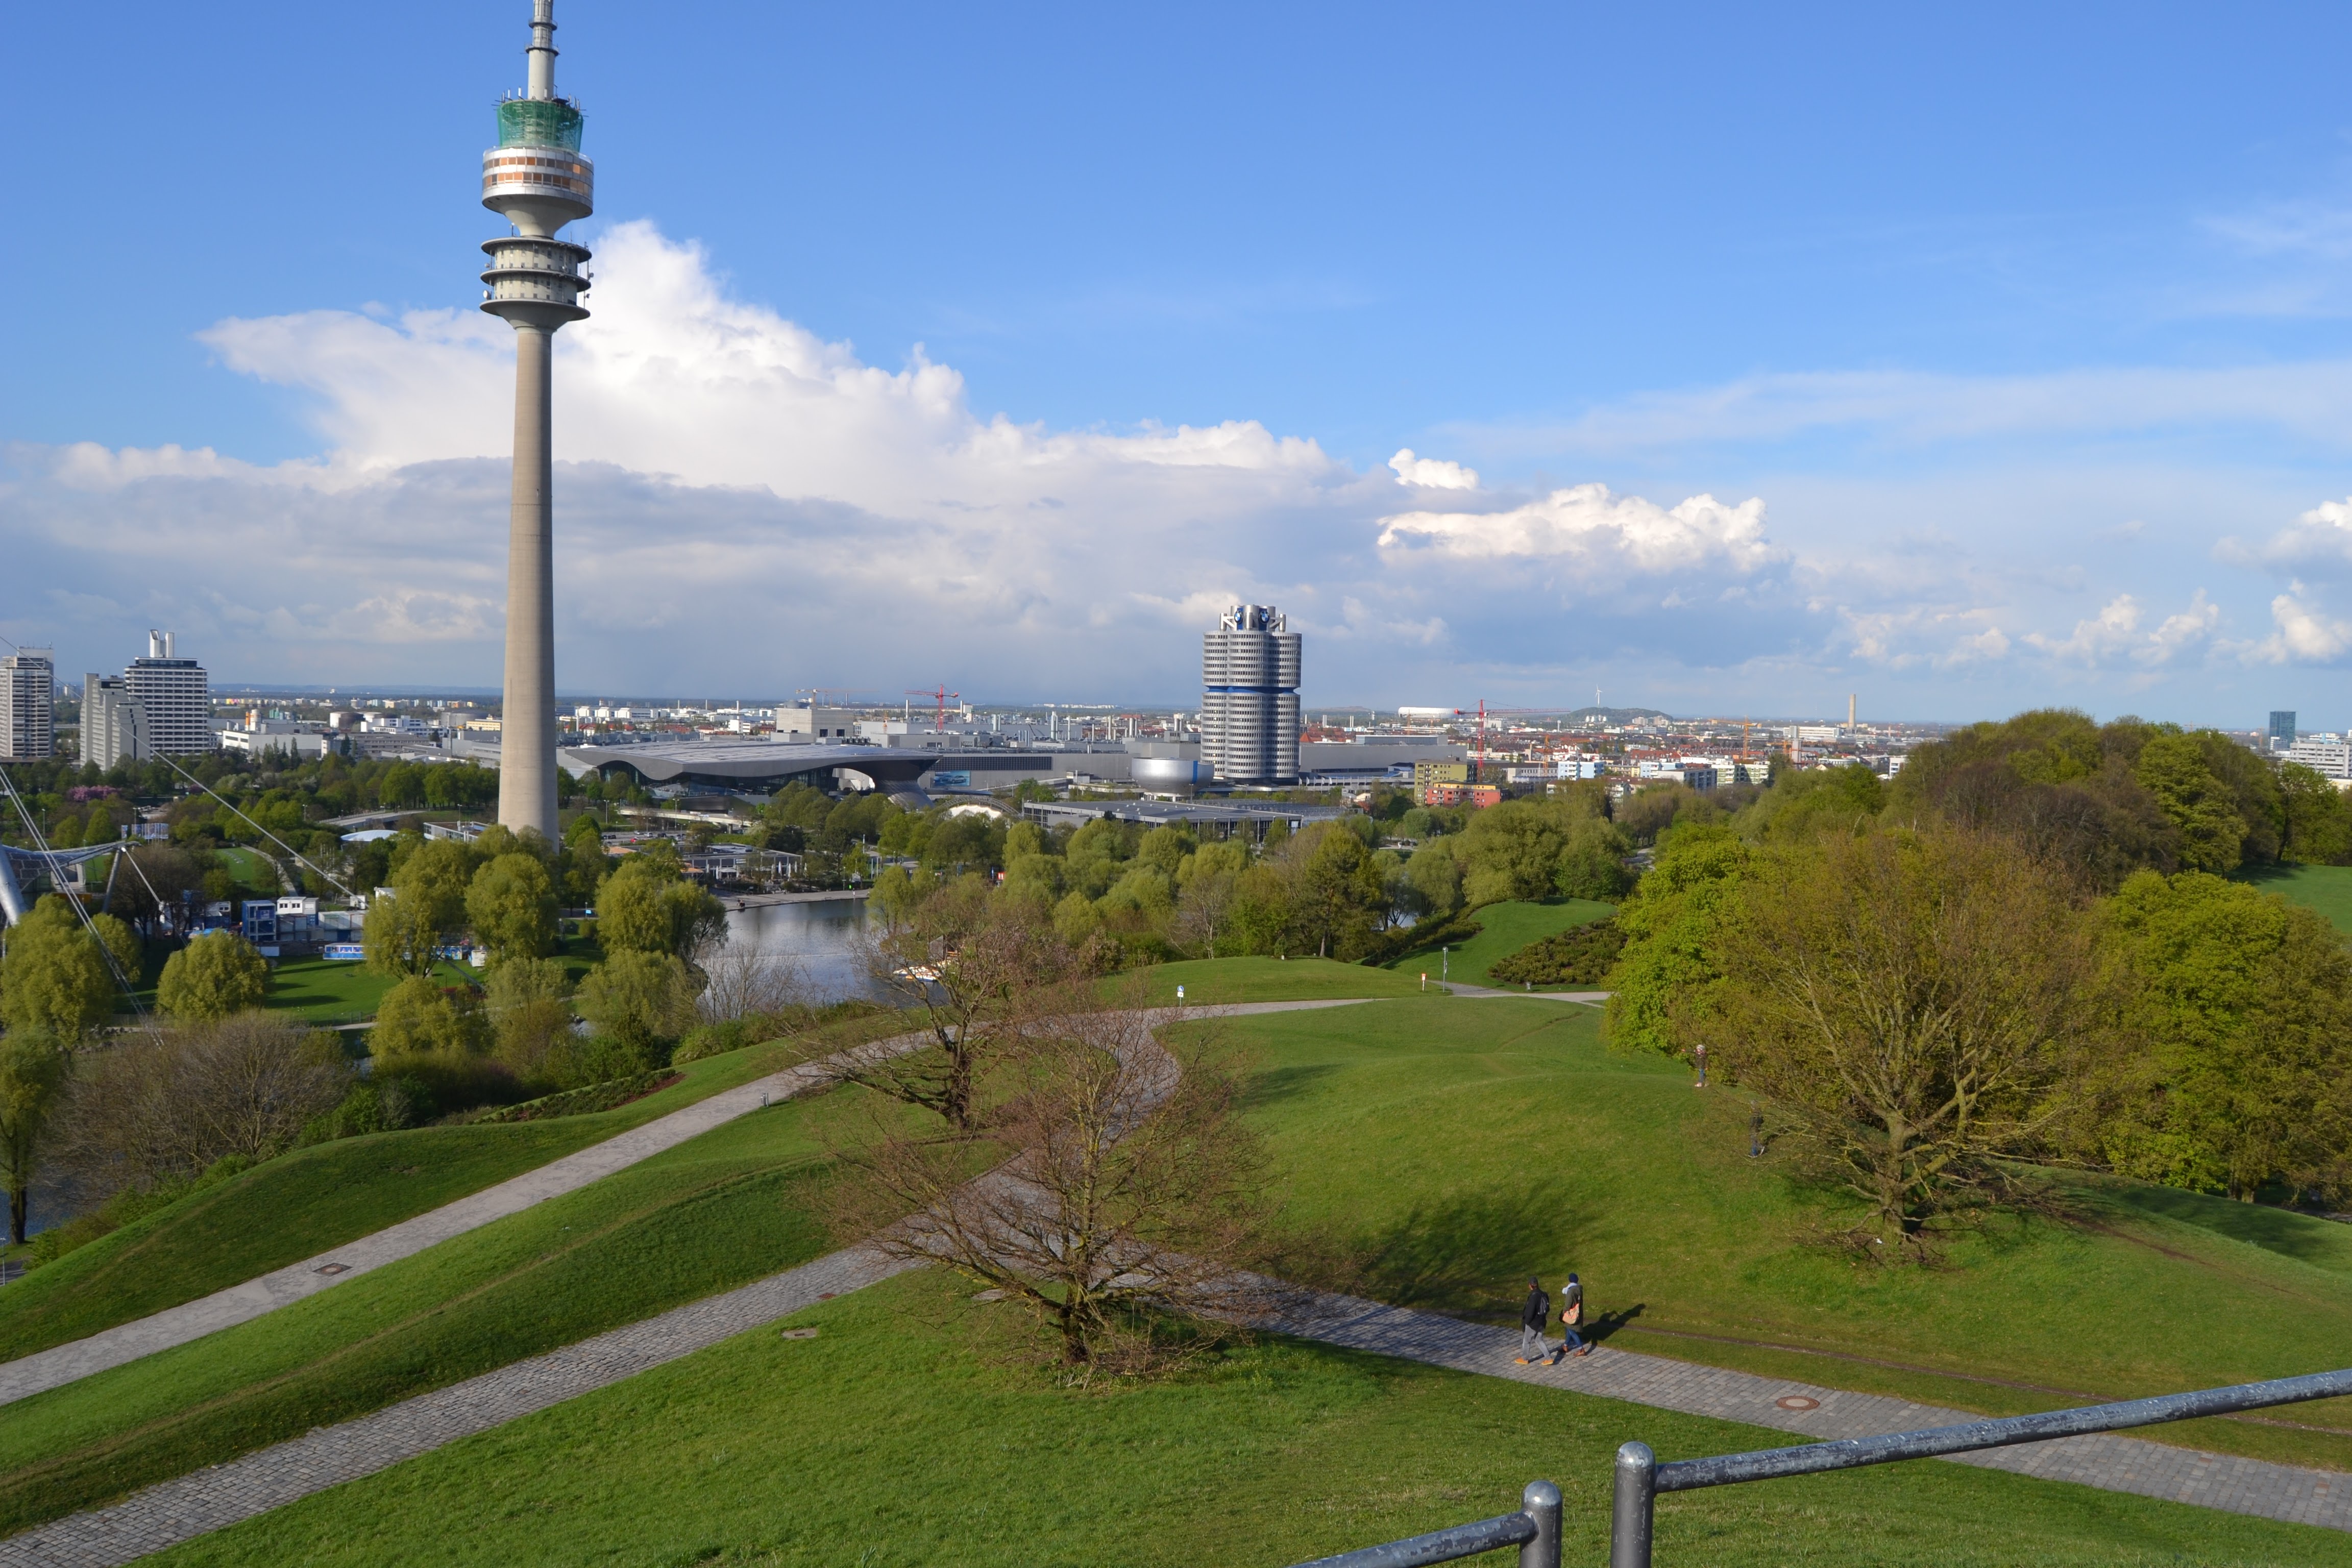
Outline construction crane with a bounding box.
[905,685,961,734]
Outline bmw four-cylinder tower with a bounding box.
[480,0,593,840]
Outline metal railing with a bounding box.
[1291,1481,1561,1568]
[1284,1367,2352,1568]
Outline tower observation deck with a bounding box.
[480,0,592,840]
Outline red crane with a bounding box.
[905,685,960,733]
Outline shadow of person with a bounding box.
[1580,1303,1646,1345]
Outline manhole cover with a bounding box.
[778,1328,820,1340]
[1776,1395,1821,1411]
[315,1263,350,1277]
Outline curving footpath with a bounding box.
[0,1001,1368,1408]
[5,1256,2344,1565]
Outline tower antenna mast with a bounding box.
[480,0,596,839]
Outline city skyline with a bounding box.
[13,5,2352,724]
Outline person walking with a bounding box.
[1546,1272,1590,1362]
[1514,1275,1550,1363]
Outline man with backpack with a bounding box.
[1514,1275,1550,1363]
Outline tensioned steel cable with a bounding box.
[146,750,360,900]
[0,763,162,1039]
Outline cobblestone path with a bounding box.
[1264,1290,2351,1534]
[0,1000,1365,1408]
[0,1246,912,1568]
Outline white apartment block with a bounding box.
[1,649,55,760]
[122,630,211,755]
[2287,739,2352,780]
[82,674,150,769]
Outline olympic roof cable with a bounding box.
[147,751,359,901]
[0,765,162,1040]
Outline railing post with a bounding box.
[1518,1479,1561,1568]
[1610,1441,1656,1568]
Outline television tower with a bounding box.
[480,0,594,840]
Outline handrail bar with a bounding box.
[1286,1480,1560,1568]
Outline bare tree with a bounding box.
[840,877,1076,1130]
[56,1015,351,1198]
[832,992,1272,1373]
[697,939,807,1024]
[1698,827,2102,1252]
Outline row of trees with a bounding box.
[865,789,1636,965]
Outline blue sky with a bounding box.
[10,2,2352,723]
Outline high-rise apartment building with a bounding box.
[2270,710,2298,751]
[1,649,55,761]
[1200,604,1301,785]
[82,674,150,769]
[123,630,210,755]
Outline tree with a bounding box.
[485,957,575,1079]
[2278,762,2352,865]
[1290,823,1387,958]
[156,930,270,1021]
[2134,734,2247,873]
[598,855,726,962]
[55,1015,348,1197]
[1698,828,2101,1249]
[465,852,558,965]
[841,877,1076,1130]
[1401,841,1463,918]
[1171,842,1246,956]
[1603,827,1752,1055]
[370,976,494,1061]
[2095,872,2352,1200]
[0,897,121,1038]
[0,1028,67,1243]
[361,888,443,978]
[831,997,1270,1373]
[573,950,699,1070]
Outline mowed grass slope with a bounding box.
[261,955,476,1024]
[0,1012,912,1364]
[0,1084,954,1537]
[1214,999,2352,1473]
[1382,898,1615,986]
[2237,862,2352,937]
[138,1269,2348,1568]
[1130,956,1436,1004]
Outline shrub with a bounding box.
[156,930,269,1021]
[1487,919,1627,988]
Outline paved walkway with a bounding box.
[1263,1290,2352,1534]
[0,1000,1365,1408]
[0,1245,917,1568]
[8,1258,2343,1566]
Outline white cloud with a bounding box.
[2231,582,2352,666]
[2224,495,2352,576]
[2022,591,2219,669]
[1387,448,1480,490]
[1375,483,1777,578]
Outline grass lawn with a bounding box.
[1129,956,1439,1004]
[0,1086,960,1538]
[2236,862,2352,936]
[261,955,475,1025]
[134,1268,2349,1568]
[212,846,271,892]
[1212,999,2352,1475]
[0,1011,913,1366]
[1382,898,1615,986]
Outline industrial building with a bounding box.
[0,649,54,761]
[82,675,149,769]
[122,631,210,755]
[1200,603,1301,784]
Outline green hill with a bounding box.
[11,974,2350,1559]
[0,1012,908,1365]
[1381,899,1615,986]
[128,1268,2345,1568]
[1218,998,2352,1473]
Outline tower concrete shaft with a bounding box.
[480,0,593,842]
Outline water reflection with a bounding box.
[720,894,885,1004]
